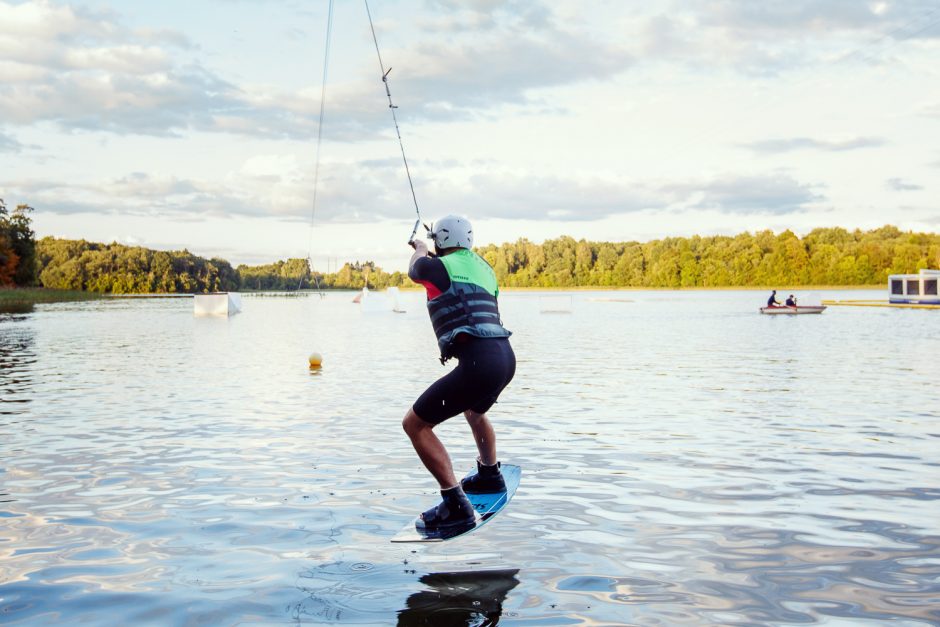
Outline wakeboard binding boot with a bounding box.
[416,485,475,530]
[461,460,507,494]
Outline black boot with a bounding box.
[416,485,475,530]
[461,460,507,494]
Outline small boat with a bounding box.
[759,305,826,315]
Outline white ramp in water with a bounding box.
[539,295,572,313]
[194,293,242,316]
[388,286,406,313]
[358,287,407,313]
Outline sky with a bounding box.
[1,0,939,271]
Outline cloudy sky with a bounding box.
[1,0,939,270]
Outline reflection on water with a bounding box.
[1,291,939,625]
[398,569,519,626]
[0,312,35,423]
[294,564,519,625]
[0,303,34,315]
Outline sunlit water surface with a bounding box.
[1,290,938,626]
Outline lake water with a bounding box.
[1,290,938,626]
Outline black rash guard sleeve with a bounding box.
[409,256,451,294]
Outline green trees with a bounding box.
[35,237,412,294]
[0,199,38,287]
[236,258,314,291]
[24,224,940,294]
[474,226,938,288]
[316,261,412,290]
[36,238,239,294]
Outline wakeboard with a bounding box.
[391,464,521,543]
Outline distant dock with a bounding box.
[823,299,940,310]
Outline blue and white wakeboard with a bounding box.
[391,464,521,543]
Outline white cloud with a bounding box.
[921,102,940,117]
[4,157,398,222]
[664,173,824,215]
[0,130,25,153]
[418,0,555,37]
[5,158,823,225]
[635,0,940,74]
[397,32,632,110]
[742,136,887,153]
[694,0,938,35]
[0,0,632,140]
[3,0,928,142]
[0,1,235,134]
[886,177,923,191]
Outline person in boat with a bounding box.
[404,214,515,531]
[785,294,797,307]
[767,290,782,307]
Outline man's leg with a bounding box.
[464,409,497,466]
[461,409,506,494]
[403,407,458,489]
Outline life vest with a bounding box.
[427,249,511,361]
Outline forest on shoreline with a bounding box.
[477,225,939,288]
[3,199,938,294]
[31,225,940,294]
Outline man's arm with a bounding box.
[409,239,430,275]
[408,242,450,298]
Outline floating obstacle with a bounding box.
[356,286,406,313]
[388,287,406,313]
[539,295,572,314]
[194,292,242,316]
[308,352,323,368]
[823,300,940,310]
[888,269,939,305]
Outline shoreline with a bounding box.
[0,288,105,306]
[0,284,885,306]
[496,285,882,292]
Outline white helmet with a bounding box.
[428,214,473,249]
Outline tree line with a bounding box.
[38,225,938,294]
[33,236,416,294]
[36,237,241,293]
[234,258,410,291]
[4,198,938,293]
[478,226,939,288]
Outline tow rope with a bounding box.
[363,0,427,243]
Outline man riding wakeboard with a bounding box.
[403,215,516,530]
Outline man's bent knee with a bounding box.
[403,408,433,437]
[464,409,485,424]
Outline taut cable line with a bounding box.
[363,0,425,243]
[301,0,335,293]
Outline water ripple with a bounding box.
[1,291,938,625]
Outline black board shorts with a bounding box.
[413,337,516,425]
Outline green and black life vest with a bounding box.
[427,249,511,361]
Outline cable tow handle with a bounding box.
[382,68,397,109]
[409,218,422,244]
[408,220,432,246]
